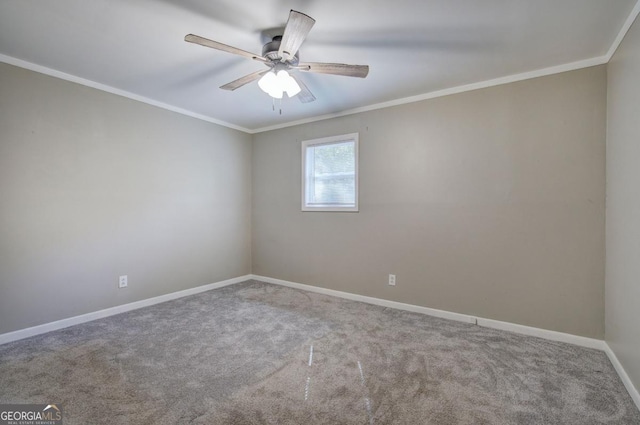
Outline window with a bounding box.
[302,133,359,212]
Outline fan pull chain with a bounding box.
[269,98,283,115]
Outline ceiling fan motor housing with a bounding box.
[262,36,299,65]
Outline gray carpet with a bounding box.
[0,280,638,424]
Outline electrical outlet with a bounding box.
[118,275,128,288]
[388,274,396,286]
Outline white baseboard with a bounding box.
[0,275,251,345]
[476,318,605,350]
[250,275,604,350]
[249,275,477,324]
[604,343,640,411]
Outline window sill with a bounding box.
[302,206,359,212]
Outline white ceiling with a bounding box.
[0,0,638,132]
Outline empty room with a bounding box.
[1,1,639,423]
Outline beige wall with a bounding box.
[0,63,252,334]
[606,17,640,390]
[0,61,610,341]
[253,66,607,338]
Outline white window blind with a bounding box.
[302,133,359,212]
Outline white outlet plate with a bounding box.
[388,274,396,286]
[119,275,128,288]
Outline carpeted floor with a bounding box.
[0,280,638,424]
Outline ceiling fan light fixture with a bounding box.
[278,70,301,97]
[258,70,278,95]
[258,69,300,99]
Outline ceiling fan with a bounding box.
[184,10,369,104]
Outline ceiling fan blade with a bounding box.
[220,70,269,91]
[297,62,369,78]
[290,74,316,103]
[278,10,315,61]
[185,34,267,62]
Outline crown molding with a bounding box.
[2,0,639,134]
[251,55,608,133]
[0,53,252,134]
[605,0,640,61]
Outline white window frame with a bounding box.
[301,133,359,212]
